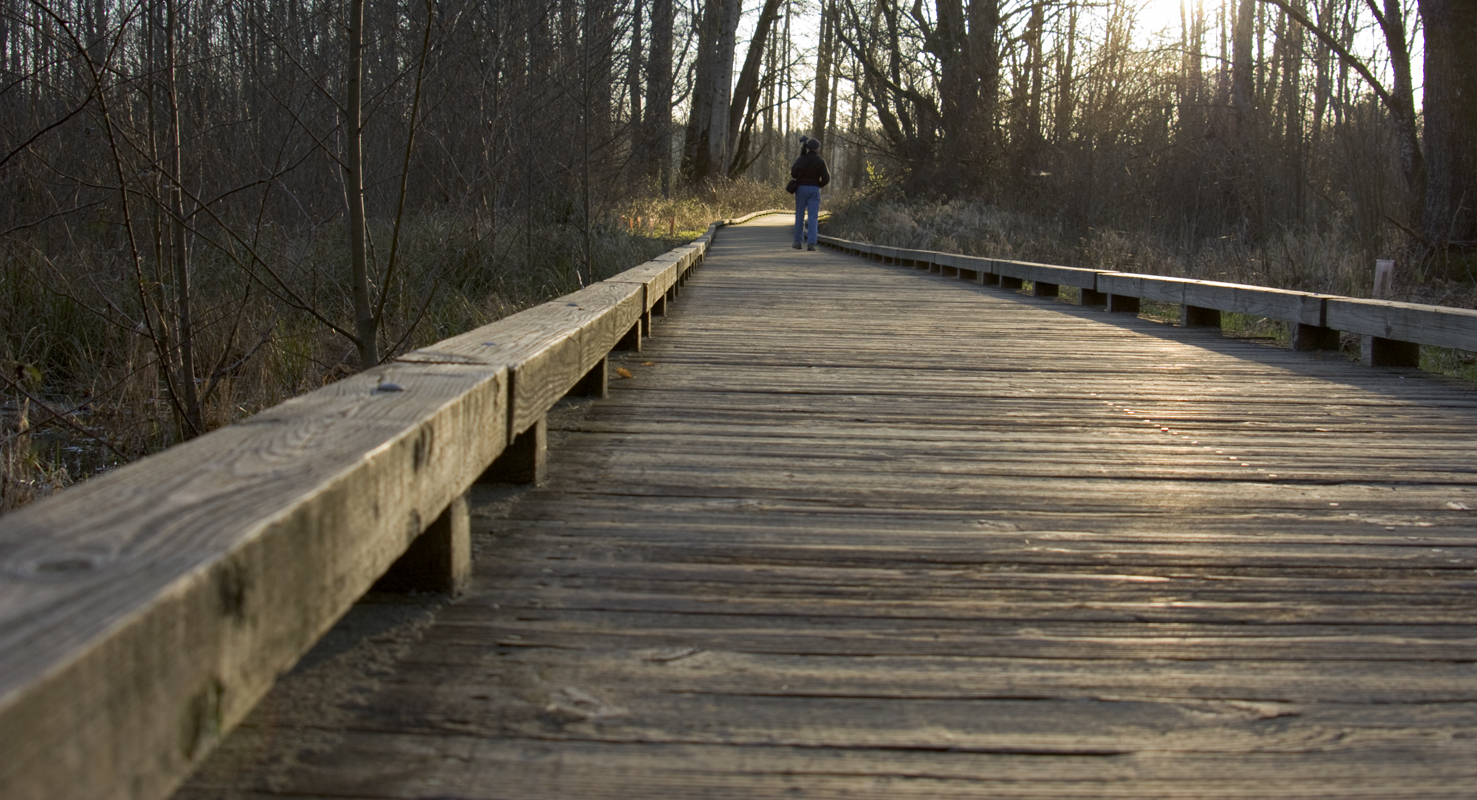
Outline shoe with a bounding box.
[807,244,816,251]
[792,242,802,250]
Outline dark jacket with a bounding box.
[791,152,831,188]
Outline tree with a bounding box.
[1418,0,1477,251]
[682,0,740,181]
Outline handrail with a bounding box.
[820,235,1477,367]
[0,219,729,800]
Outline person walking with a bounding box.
[791,137,830,251]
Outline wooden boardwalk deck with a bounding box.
[178,214,1477,798]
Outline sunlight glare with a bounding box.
[1136,0,1194,40]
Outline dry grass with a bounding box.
[1,182,781,515]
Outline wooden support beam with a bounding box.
[999,276,1025,290]
[1291,323,1339,352]
[1080,289,1108,307]
[1032,281,1059,298]
[1107,294,1141,313]
[1361,335,1420,368]
[372,492,471,596]
[569,357,609,398]
[617,320,643,351]
[479,416,546,485]
[1181,305,1222,328]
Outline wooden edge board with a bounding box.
[605,261,678,306]
[1326,297,1477,352]
[723,208,787,225]
[508,281,645,436]
[0,361,508,800]
[992,259,1097,289]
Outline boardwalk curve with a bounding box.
[181,213,1477,798]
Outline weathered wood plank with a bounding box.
[179,217,1477,799]
[400,280,643,437]
[1326,297,1477,354]
[0,361,507,800]
[992,258,1098,289]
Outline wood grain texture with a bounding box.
[0,360,507,800]
[994,258,1098,289]
[181,213,1477,799]
[1328,297,1477,353]
[400,280,644,437]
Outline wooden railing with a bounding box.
[0,213,774,800]
[821,235,1477,367]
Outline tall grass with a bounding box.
[1,181,784,515]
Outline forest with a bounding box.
[2,0,1474,510]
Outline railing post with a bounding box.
[617,320,643,352]
[1181,305,1221,329]
[374,492,471,596]
[1361,335,1420,367]
[480,417,546,485]
[570,356,609,398]
[1291,323,1339,351]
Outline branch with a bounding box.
[1255,0,1395,113]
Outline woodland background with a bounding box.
[2,0,1475,509]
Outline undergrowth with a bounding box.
[1,181,785,515]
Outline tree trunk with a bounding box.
[628,0,642,130]
[167,0,201,435]
[726,0,784,176]
[810,0,833,141]
[1371,0,1423,215]
[1231,0,1255,141]
[967,0,1000,164]
[1055,0,1076,144]
[347,0,375,369]
[681,0,716,180]
[1418,0,1477,249]
[705,0,739,176]
[642,0,674,192]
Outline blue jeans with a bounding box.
[793,185,821,245]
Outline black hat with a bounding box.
[805,138,820,151]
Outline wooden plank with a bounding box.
[0,360,507,800]
[180,216,1477,799]
[401,280,643,436]
[1180,281,1327,325]
[1326,297,1477,354]
[605,260,678,310]
[992,259,1098,289]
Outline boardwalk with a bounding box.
[179,214,1477,798]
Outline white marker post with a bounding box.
[1374,259,1395,298]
